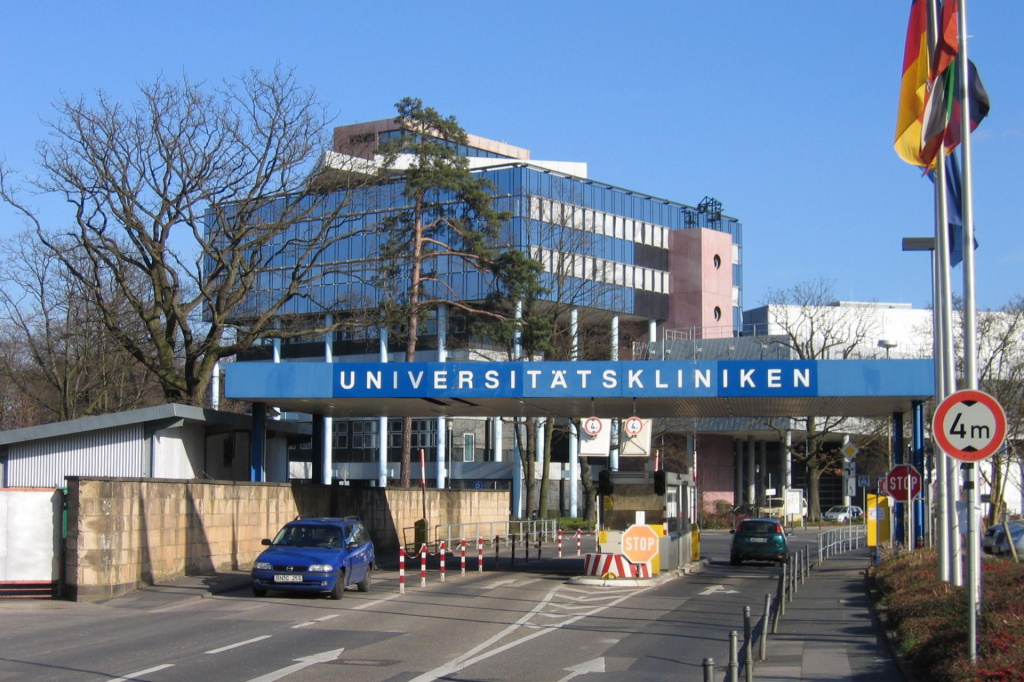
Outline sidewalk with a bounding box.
[752,547,907,682]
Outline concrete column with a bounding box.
[436,305,447,489]
[512,425,523,518]
[784,430,793,489]
[569,422,579,517]
[842,434,852,507]
[757,440,767,502]
[610,315,619,472]
[535,418,545,466]
[686,432,697,520]
[746,436,756,505]
[322,315,334,485]
[211,361,220,410]
[734,439,744,505]
[311,414,324,484]
[570,308,579,361]
[250,402,266,482]
[648,318,657,358]
[378,327,388,488]
[493,417,503,462]
[893,411,906,546]
[514,300,523,360]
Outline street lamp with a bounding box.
[878,340,898,359]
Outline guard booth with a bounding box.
[598,471,693,573]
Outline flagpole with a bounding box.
[956,0,980,662]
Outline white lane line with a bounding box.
[108,664,174,681]
[352,593,401,610]
[205,635,272,654]
[293,613,341,628]
[245,648,345,682]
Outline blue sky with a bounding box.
[2,2,1021,313]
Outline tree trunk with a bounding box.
[579,455,596,523]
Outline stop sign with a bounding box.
[621,524,660,563]
[882,464,922,502]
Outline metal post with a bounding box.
[760,593,772,661]
[704,658,716,682]
[399,547,406,595]
[729,631,739,682]
[780,562,787,615]
[744,608,754,682]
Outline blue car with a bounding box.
[251,517,375,599]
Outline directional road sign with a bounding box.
[933,389,1007,462]
[621,524,660,564]
[881,464,922,502]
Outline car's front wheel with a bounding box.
[253,583,267,598]
[730,555,741,566]
[330,570,345,600]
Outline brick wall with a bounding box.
[65,477,509,601]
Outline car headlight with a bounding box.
[254,561,273,570]
[308,564,334,572]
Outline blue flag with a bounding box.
[928,152,977,267]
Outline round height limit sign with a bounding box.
[933,389,1007,463]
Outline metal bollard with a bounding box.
[558,529,563,558]
[511,533,517,566]
[495,535,500,570]
[576,529,582,556]
[703,658,715,682]
[420,543,427,588]
[729,630,739,682]
[439,541,446,583]
[744,606,753,682]
[460,539,466,576]
[800,548,806,584]
[760,592,771,661]
[478,536,484,572]
[780,562,787,615]
[399,547,406,595]
[805,546,811,576]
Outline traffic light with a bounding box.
[654,471,666,496]
[598,469,613,495]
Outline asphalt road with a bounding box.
[0,529,823,682]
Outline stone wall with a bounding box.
[65,477,509,601]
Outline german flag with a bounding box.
[894,0,930,166]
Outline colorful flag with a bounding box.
[931,0,959,77]
[919,58,990,168]
[894,0,930,166]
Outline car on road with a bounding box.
[822,505,864,523]
[251,516,375,599]
[730,518,789,566]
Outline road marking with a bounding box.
[352,593,401,610]
[293,613,341,628]
[699,584,739,596]
[479,578,540,590]
[108,664,174,681]
[245,648,345,682]
[408,584,647,682]
[205,635,272,654]
[558,657,605,682]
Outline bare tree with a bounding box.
[761,279,880,520]
[0,231,163,423]
[0,67,384,407]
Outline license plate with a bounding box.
[749,537,768,543]
[274,574,303,583]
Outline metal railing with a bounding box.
[432,519,558,550]
[817,524,866,564]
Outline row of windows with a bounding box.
[530,246,669,294]
[527,196,670,249]
[378,130,515,159]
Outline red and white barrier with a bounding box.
[478,536,484,572]
[576,529,582,556]
[439,540,446,582]
[558,529,563,558]
[460,539,466,576]
[583,553,637,579]
[399,547,406,594]
[420,543,427,587]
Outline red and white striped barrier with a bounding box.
[583,553,636,579]
[439,540,446,582]
[558,529,563,558]
[576,529,582,556]
[399,547,406,594]
[478,536,484,572]
[420,543,427,587]
[460,539,466,576]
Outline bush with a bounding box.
[873,548,1024,681]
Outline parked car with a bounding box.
[730,518,789,566]
[251,516,375,599]
[763,497,786,520]
[992,524,1024,558]
[984,521,1024,554]
[822,505,864,523]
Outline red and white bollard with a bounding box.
[478,536,484,572]
[440,540,446,583]
[558,529,563,558]
[576,529,582,556]
[420,543,427,588]
[399,547,406,595]
[460,539,466,576]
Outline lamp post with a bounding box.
[878,340,898,359]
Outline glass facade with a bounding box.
[209,164,743,330]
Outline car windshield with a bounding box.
[739,520,779,535]
[826,507,846,514]
[272,525,343,548]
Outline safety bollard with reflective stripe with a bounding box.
[460,539,466,576]
[420,543,427,588]
[478,536,484,572]
[440,540,446,583]
[558,529,563,558]
[399,547,406,595]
